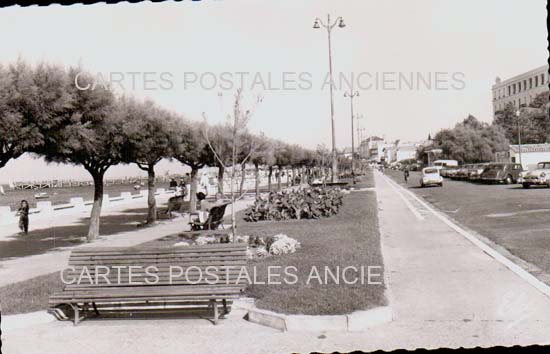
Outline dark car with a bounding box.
[480,163,524,184]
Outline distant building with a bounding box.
[358,136,385,161]
[359,137,424,163]
[492,64,549,116]
[496,143,550,170]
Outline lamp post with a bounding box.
[344,90,359,176]
[313,14,346,182]
[515,109,523,168]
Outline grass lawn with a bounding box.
[386,169,550,284]
[0,271,62,315]
[0,172,385,316]
[241,173,385,315]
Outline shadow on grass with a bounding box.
[0,202,187,261]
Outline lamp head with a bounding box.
[338,18,346,28]
[313,19,320,29]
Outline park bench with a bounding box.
[189,202,230,231]
[48,243,248,325]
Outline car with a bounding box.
[519,162,550,188]
[442,166,460,178]
[433,160,459,178]
[420,167,443,187]
[468,163,490,181]
[454,164,473,180]
[480,163,524,184]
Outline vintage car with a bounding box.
[480,163,524,184]
[519,162,550,188]
[468,163,489,181]
[454,164,474,180]
[420,167,443,187]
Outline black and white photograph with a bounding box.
[0,1,549,353]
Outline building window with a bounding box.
[529,78,533,89]
[541,74,545,86]
[523,80,527,90]
[535,76,538,86]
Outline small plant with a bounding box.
[244,186,343,222]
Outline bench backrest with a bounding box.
[64,243,248,290]
[204,203,229,229]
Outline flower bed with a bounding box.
[244,186,344,222]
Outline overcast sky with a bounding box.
[0,0,547,182]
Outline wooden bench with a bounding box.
[48,243,248,325]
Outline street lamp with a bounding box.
[515,109,523,168]
[313,14,346,182]
[344,90,359,177]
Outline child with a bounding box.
[17,200,29,234]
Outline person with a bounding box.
[194,192,227,223]
[169,178,178,190]
[404,167,410,183]
[16,200,29,234]
[178,179,187,198]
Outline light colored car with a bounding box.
[520,162,550,188]
[420,167,443,187]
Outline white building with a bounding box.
[492,64,549,116]
[497,144,550,171]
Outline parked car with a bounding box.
[468,163,490,181]
[519,162,550,188]
[480,163,524,184]
[420,167,443,187]
[433,160,459,178]
[453,164,473,180]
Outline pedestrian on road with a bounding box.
[16,199,29,234]
[404,168,410,183]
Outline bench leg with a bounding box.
[222,299,228,315]
[69,303,80,326]
[92,302,100,316]
[211,299,219,325]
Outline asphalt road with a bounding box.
[386,169,550,284]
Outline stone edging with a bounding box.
[234,298,392,332]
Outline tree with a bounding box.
[203,89,261,240]
[37,69,124,241]
[429,115,509,164]
[173,119,213,213]
[119,97,176,223]
[0,61,71,169]
[494,103,549,144]
[249,133,274,197]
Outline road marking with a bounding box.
[382,174,425,221]
[381,173,550,299]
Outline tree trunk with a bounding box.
[217,165,225,193]
[87,172,104,241]
[268,166,273,192]
[254,163,260,197]
[189,166,199,213]
[277,167,282,191]
[146,166,157,223]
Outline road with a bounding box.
[386,168,550,285]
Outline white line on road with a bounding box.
[381,173,550,299]
[381,173,425,221]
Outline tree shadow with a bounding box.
[0,202,186,261]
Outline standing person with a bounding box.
[16,200,29,234]
[404,167,410,183]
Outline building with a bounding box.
[358,136,385,161]
[496,143,550,171]
[492,64,549,116]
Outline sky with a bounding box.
[0,0,547,183]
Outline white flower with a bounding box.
[174,241,190,247]
[269,234,301,255]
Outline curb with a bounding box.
[238,299,393,332]
[1,311,55,333]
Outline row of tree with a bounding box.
[0,61,332,241]
[417,92,548,164]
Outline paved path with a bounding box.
[2,172,550,353]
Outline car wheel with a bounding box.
[438,183,443,187]
[420,183,425,188]
[522,183,530,189]
[504,175,513,184]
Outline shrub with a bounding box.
[244,186,343,222]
